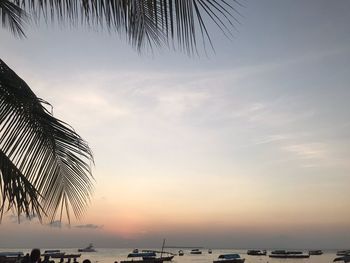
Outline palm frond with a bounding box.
[0,59,94,222]
[0,149,43,222]
[0,0,27,37]
[9,0,242,53]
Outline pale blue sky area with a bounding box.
[0,0,350,248]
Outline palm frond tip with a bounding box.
[0,59,94,222]
[7,0,241,53]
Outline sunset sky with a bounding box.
[0,0,350,249]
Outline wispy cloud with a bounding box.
[253,134,296,145]
[283,143,327,160]
[75,224,103,229]
[7,214,38,224]
[46,221,103,229]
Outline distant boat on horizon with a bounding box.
[78,243,97,252]
[42,250,66,258]
[0,252,24,258]
[247,250,266,256]
[119,250,174,263]
[269,251,309,259]
[334,255,350,263]
[309,250,323,255]
[190,249,202,255]
[0,252,24,263]
[119,239,175,263]
[271,250,303,255]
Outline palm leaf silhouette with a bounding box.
[0,59,94,222]
[0,0,241,221]
[2,0,241,53]
[0,0,27,36]
[0,149,43,221]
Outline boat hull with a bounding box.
[120,256,174,263]
[78,249,96,252]
[0,253,23,263]
[247,251,266,256]
[269,255,310,259]
[213,259,245,263]
[309,251,323,256]
[51,254,81,260]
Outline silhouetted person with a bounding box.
[30,249,41,263]
[41,256,50,263]
[22,254,30,263]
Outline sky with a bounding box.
[0,0,350,249]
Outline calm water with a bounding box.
[0,248,338,263]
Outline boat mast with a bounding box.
[160,239,166,258]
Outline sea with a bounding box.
[0,248,339,263]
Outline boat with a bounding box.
[50,254,81,263]
[271,250,303,255]
[0,253,23,258]
[0,252,24,263]
[247,250,266,256]
[269,254,309,259]
[120,251,174,263]
[271,250,286,254]
[308,250,323,255]
[119,240,175,263]
[213,254,245,263]
[190,249,202,255]
[78,244,96,252]
[178,250,184,256]
[42,250,66,258]
[208,249,213,254]
[334,255,350,263]
[269,251,309,259]
[337,251,350,256]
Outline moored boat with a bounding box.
[78,244,96,252]
[0,253,23,258]
[126,252,157,258]
[214,254,245,263]
[178,250,184,256]
[120,251,174,263]
[42,250,66,258]
[0,252,23,263]
[271,250,287,254]
[309,250,323,255]
[271,250,303,255]
[208,249,213,254]
[337,251,350,256]
[50,254,81,263]
[334,255,350,263]
[269,251,309,259]
[190,249,202,255]
[119,239,175,263]
[120,257,174,263]
[247,250,266,256]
